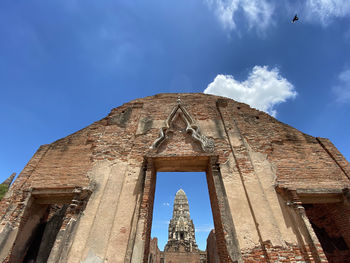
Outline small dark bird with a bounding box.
[292,14,299,23]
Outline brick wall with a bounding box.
[220,99,350,190]
[162,251,202,262]
[3,93,348,208]
[206,229,219,263]
[0,93,349,262]
[149,237,161,262]
[241,242,312,263]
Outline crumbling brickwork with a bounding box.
[149,238,161,263]
[304,203,350,262]
[0,93,349,262]
[207,229,219,263]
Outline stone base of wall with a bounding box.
[241,242,323,263]
[161,251,202,263]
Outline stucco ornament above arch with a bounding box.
[151,97,215,152]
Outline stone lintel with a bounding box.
[296,188,344,195]
[277,186,346,204]
[149,155,215,172]
[295,188,344,204]
[31,187,88,205]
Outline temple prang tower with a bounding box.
[0,93,349,263]
[164,189,198,253]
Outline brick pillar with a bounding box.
[131,159,156,263]
[142,159,157,263]
[343,189,350,203]
[340,189,350,247]
[207,156,243,263]
[289,191,328,263]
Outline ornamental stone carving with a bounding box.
[151,98,214,152]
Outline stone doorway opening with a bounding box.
[8,199,68,263]
[6,187,90,263]
[150,172,213,262]
[130,156,243,263]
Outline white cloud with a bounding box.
[162,202,170,206]
[206,0,350,32]
[206,0,274,31]
[204,66,297,117]
[332,68,350,103]
[305,0,350,25]
[210,0,239,30]
[240,0,274,30]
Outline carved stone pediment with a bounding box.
[151,98,214,152]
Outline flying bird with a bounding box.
[292,14,299,23]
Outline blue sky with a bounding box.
[1,0,350,250]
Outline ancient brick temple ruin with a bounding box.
[0,93,350,262]
[164,189,198,253]
[148,189,206,262]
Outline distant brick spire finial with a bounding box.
[1,172,16,187]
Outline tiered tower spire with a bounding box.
[164,189,198,252]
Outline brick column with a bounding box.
[207,156,243,263]
[131,159,156,263]
[340,189,350,247]
[142,159,157,263]
[289,191,328,263]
